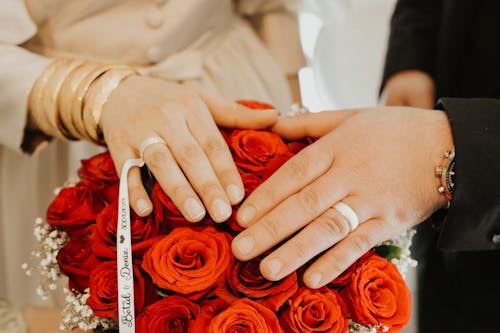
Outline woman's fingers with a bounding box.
[236,137,334,228]
[106,142,152,217]
[271,109,361,140]
[141,140,206,222]
[162,120,232,223]
[200,90,279,129]
[187,99,245,205]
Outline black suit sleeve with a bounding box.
[436,98,500,251]
[381,0,442,90]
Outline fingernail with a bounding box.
[264,258,282,277]
[212,198,232,222]
[136,199,150,214]
[307,271,322,288]
[227,184,244,204]
[237,206,256,226]
[234,236,254,255]
[184,198,205,221]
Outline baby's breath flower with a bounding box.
[23,217,68,299]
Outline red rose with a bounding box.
[78,152,118,184]
[136,295,200,333]
[191,298,230,332]
[229,129,293,179]
[151,183,213,228]
[343,252,411,333]
[92,202,165,260]
[86,261,146,319]
[280,287,349,333]
[207,298,283,333]
[142,227,233,300]
[287,137,315,154]
[224,256,298,312]
[47,183,105,232]
[78,152,120,204]
[56,226,102,292]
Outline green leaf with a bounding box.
[373,244,403,261]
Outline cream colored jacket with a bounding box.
[0,0,304,153]
[0,0,304,309]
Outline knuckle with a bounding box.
[201,182,221,198]
[203,137,226,156]
[288,239,311,263]
[262,219,284,242]
[317,214,349,239]
[297,188,321,215]
[177,143,203,166]
[287,158,309,180]
[324,254,346,277]
[146,148,167,170]
[351,233,372,254]
[170,184,192,200]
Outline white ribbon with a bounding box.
[117,158,145,333]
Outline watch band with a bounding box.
[435,150,455,207]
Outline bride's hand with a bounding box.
[100,75,278,222]
[231,107,453,288]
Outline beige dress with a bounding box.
[0,0,304,328]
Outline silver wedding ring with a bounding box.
[139,136,166,160]
[333,201,359,232]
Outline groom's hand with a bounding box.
[231,107,453,288]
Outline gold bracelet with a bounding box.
[28,59,60,136]
[82,67,138,143]
[70,65,114,140]
[41,59,83,139]
[58,62,98,139]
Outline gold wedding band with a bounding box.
[333,202,359,232]
[139,136,166,160]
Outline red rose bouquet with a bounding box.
[28,101,416,333]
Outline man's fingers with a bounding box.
[385,93,406,107]
[232,168,348,262]
[303,218,391,289]
[272,110,360,140]
[236,137,333,228]
[258,196,371,281]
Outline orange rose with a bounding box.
[225,256,298,312]
[191,298,230,332]
[236,100,275,110]
[280,287,349,333]
[343,252,411,333]
[207,298,283,333]
[141,227,233,300]
[329,252,374,288]
[229,129,293,179]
